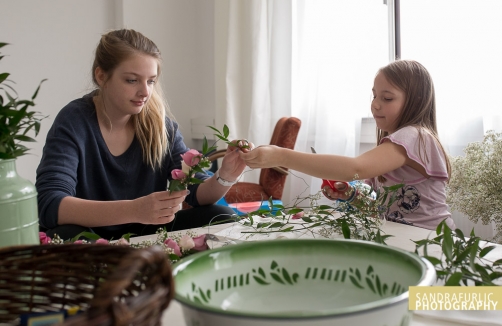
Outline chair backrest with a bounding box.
[259,117,301,199]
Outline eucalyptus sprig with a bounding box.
[208,125,251,149]
[414,220,502,286]
[236,182,404,245]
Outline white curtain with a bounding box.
[214,0,292,183]
[216,0,388,202]
[288,0,388,205]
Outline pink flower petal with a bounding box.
[181,149,202,167]
[179,235,195,250]
[164,238,181,257]
[39,232,51,244]
[171,169,187,180]
[291,211,304,220]
[96,238,109,245]
[192,234,209,251]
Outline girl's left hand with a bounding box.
[218,139,255,182]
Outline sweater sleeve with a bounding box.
[36,106,83,229]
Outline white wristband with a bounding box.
[215,170,237,187]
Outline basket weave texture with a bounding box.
[0,244,174,325]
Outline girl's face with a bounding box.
[371,72,405,133]
[96,53,158,119]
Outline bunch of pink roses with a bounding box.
[167,124,251,192]
[169,149,212,192]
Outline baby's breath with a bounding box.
[446,130,502,243]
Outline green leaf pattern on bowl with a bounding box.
[187,260,406,305]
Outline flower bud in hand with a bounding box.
[181,149,202,167]
[171,169,187,180]
[193,234,210,251]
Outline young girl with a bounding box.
[241,60,455,230]
[36,29,251,240]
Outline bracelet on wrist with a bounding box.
[215,170,237,187]
[346,187,359,203]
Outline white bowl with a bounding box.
[172,239,435,326]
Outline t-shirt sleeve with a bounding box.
[382,126,448,180]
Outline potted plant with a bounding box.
[0,42,46,247]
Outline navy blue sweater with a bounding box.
[36,93,207,230]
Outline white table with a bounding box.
[130,220,502,326]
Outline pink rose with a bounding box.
[171,169,187,180]
[74,240,84,244]
[39,232,51,244]
[291,211,304,220]
[116,238,129,245]
[192,234,209,251]
[164,238,181,257]
[181,149,202,167]
[179,235,195,250]
[96,238,109,245]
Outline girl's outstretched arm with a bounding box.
[239,141,410,181]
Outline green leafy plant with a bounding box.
[0,42,46,159]
[414,220,502,286]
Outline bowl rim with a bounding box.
[172,238,436,320]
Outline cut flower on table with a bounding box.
[38,228,210,264]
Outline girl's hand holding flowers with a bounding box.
[217,139,255,183]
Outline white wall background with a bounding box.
[0,0,216,183]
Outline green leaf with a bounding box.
[445,272,463,286]
[493,259,502,266]
[269,222,285,228]
[469,238,480,271]
[454,228,465,240]
[168,179,187,192]
[442,224,453,262]
[223,124,229,138]
[14,135,35,142]
[423,256,442,266]
[0,73,9,84]
[202,136,208,154]
[341,219,351,239]
[0,42,8,49]
[479,246,496,258]
[71,231,101,242]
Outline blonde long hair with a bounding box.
[376,60,451,182]
[92,29,171,170]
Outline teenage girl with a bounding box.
[36,29,252,239]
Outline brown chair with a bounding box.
[208,117,301,203]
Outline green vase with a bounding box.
[0,159,39,248]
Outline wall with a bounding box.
[0,0,215,183]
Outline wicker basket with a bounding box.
[0,244,174,326]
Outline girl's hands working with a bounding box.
[322,182,351,201]
[238,145,282,169]
[218,139,255,182]
[132,189,189,224]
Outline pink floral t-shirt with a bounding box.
[365,126,456,230]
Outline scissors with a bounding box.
[310,147,349,197]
